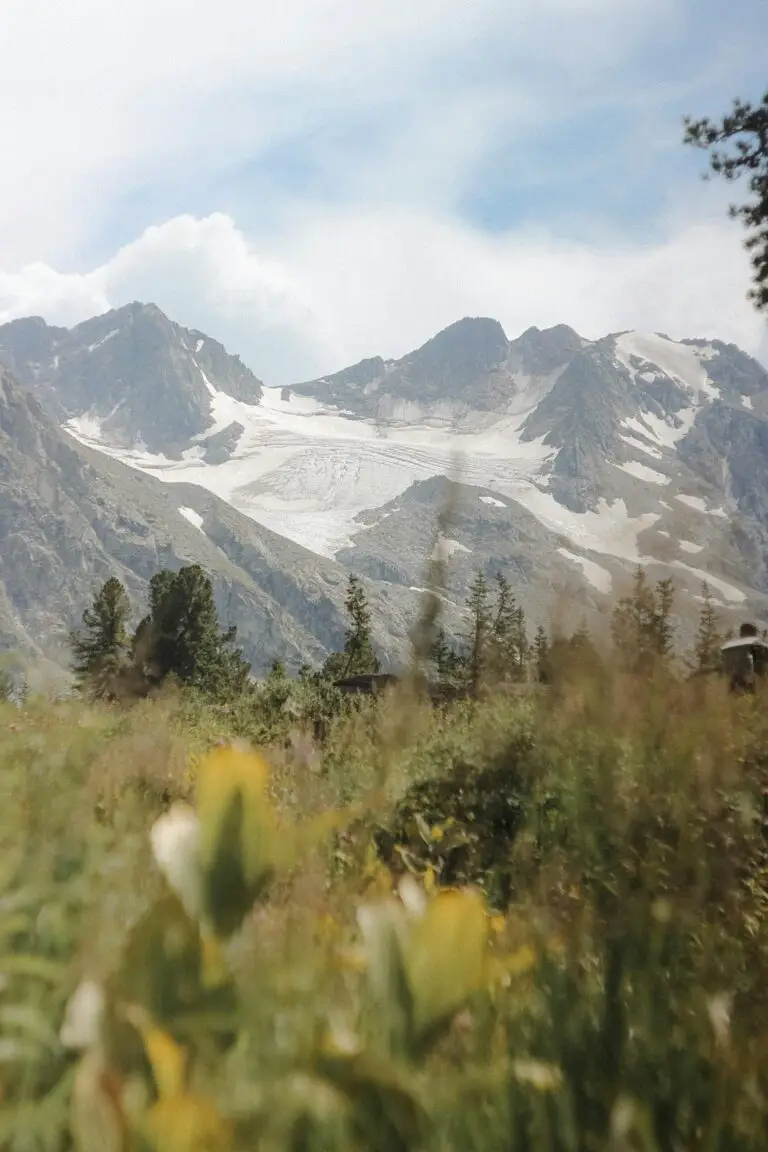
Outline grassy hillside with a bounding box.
[2,660,768,1150]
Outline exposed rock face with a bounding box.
[335,475,611,633]
[0,303,263,456]
[291,317,516,418]
[0,365,423,677]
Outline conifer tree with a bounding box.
[532,624,549,682]
[466,570,492,696]
[491,573,516,674]
[344,575,380,675]
[692,581,723,673]
[323,575,380,679]
[135,565,250,698]
[653,577,676,660]
[262,658,291,713]
[684,90,768,312]
[70,577,131,697]
[512,603,529,674]
[611,566,677,672]
[430,625,465,688]
[490,574,528,680]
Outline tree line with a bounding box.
[68,566,389,707]
[69,559,747,714]
[69,566,250,702]
[428,566,744,695]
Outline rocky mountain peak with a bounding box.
[510,324,584,376]
[0,315,66,374]
[405,316,510,381]
[0,302,264,456]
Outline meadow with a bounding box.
[2,654,768,1152]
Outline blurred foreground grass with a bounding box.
[2,664,768,1151]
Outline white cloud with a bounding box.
[1,206,765,384]
[0,0,676,265]
[1,0,765,384]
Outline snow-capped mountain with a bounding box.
[0,362,433,675]
[2,304,768,658]
[0,303,263,456]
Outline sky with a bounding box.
[0,0,767,385]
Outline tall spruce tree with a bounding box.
[135,564,250,698]
[532,624,549,682]
[490,573,528,681]
[684,90,768,312]
[70,577,131,697]
[611,566,677,673]
[430,625,465,689]
[323,575,380,679]
[653,577,676,660]
[692,581,723,673]
[466,570,492,696]
[512,603,529,674]
[491,573,516,673]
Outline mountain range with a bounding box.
[1,302,768,680]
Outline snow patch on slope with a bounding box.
[615,332,722,453]
[557,549,613,594]
[615,332,718,400]
[616,460,669,485]
[619,432,662,460]
[667,561,745,604]
[516,492,658,562]
[87,329,119,353]
[432,535,471,561]
[179,506,204,531]
[676,494,727,517]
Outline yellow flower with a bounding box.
[405,889,488,1038]
[143,1027,187,1098]
[132,1020,232,1151]
[143,1095,233,1152]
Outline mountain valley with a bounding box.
[2,303,768,677]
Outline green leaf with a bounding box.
[112,895,238,1054]
[314,1050,424,1152]
[0,1003,61,1049]
[0,954,66,983]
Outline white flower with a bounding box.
[149,803,203,919]
[513,1058,562,1092]
[397,875,428,918]
[707,992,733,1047]
[59,979,105,1050]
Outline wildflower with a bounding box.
[59,979,105,1051]
[397,874,427,918]
[707,992,733,1047]
[150,804,202,920]
[513,1059,562,1092]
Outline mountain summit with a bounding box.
[0,302,263,456]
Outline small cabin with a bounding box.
[333,673,401,697]
[720,623,768,692]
